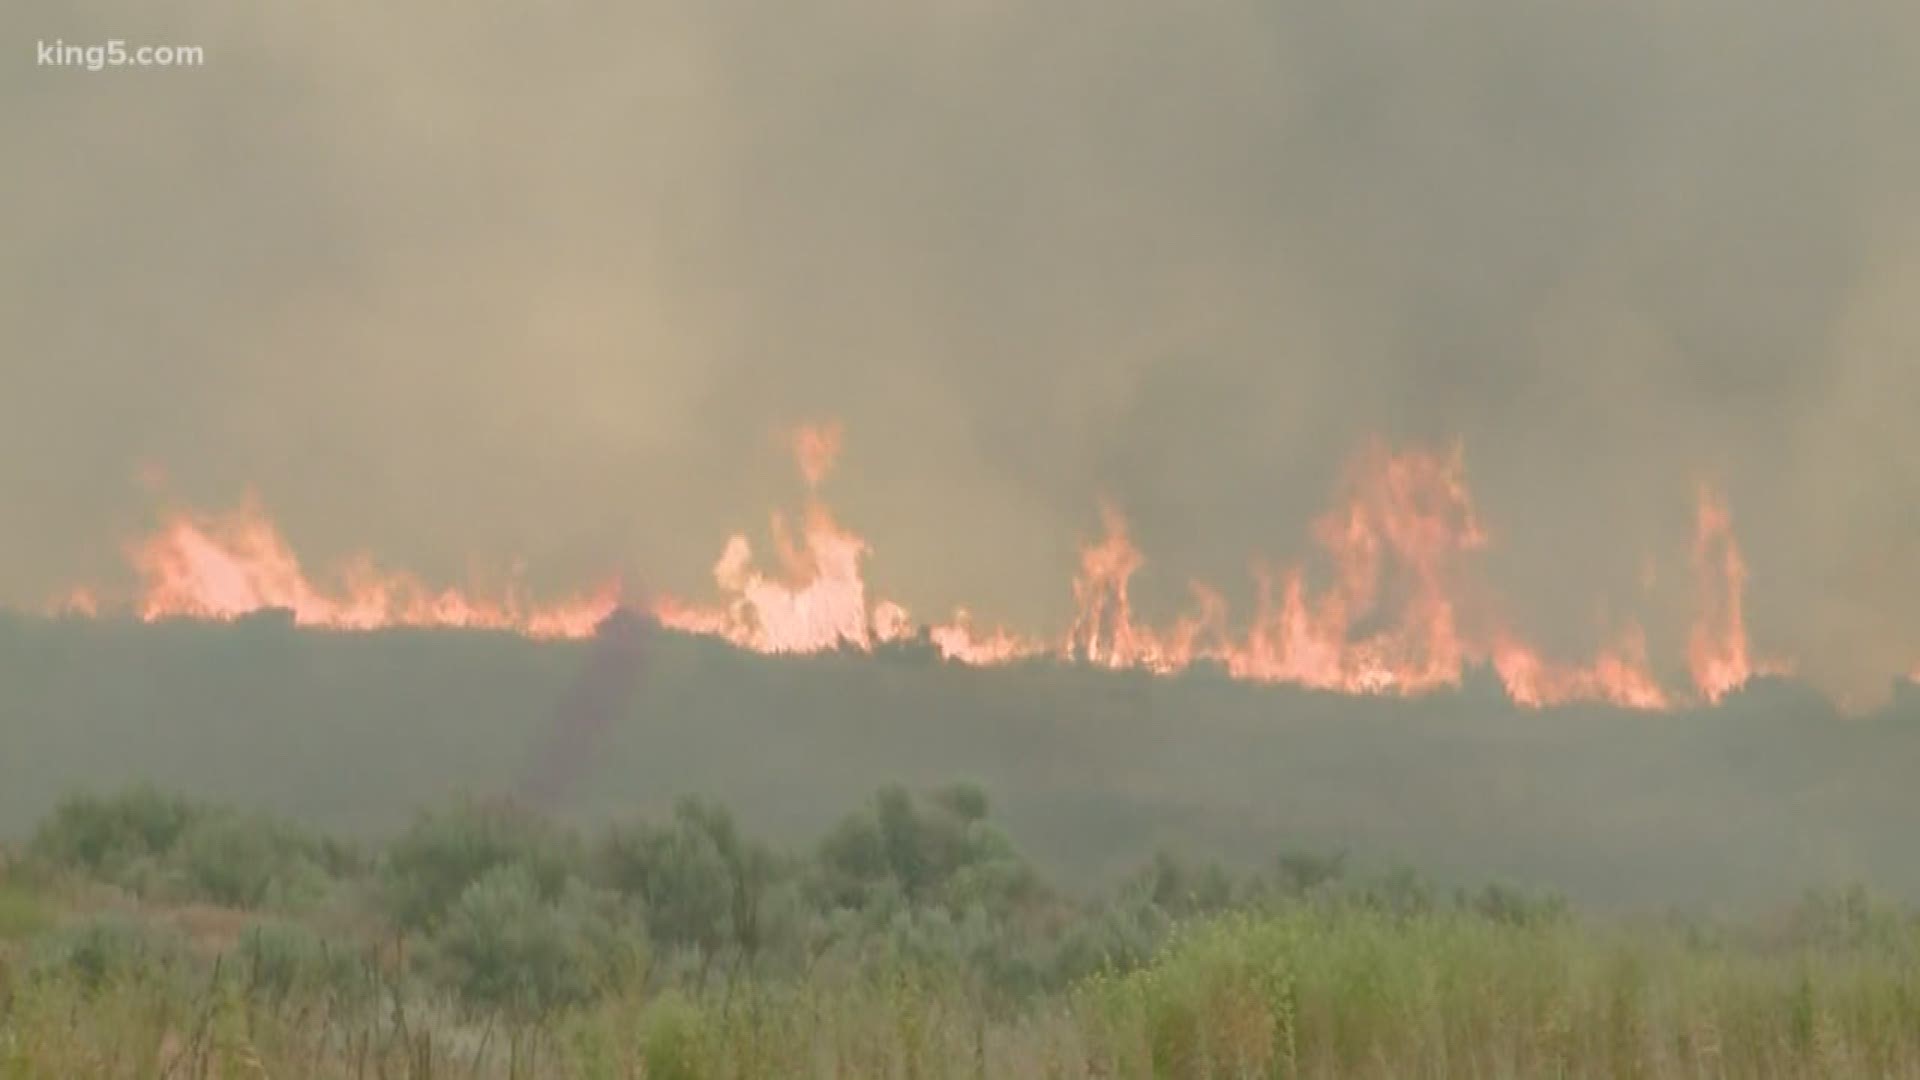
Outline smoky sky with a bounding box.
[3,0,1918,701]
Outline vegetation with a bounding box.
[3,784,1919,1076]
[9,614,1920,914]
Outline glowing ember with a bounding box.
[61,423,1793,710]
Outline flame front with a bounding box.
[123,499,619,638]
[67,424,1784,709]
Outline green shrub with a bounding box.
[29,787,205,876]
[177,812,337,909]
[433,864,644,1020]
[237,920,368,1005]
[639,989,713,1080]
[29,915,187,993]
[382,797,578,932]
[813,784,1042,918]
[595,797,785,972]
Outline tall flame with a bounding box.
[1687,487,1754,703]
[650,423,915,653]
[62,424,1785,709]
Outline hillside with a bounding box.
[3,611,1918,908]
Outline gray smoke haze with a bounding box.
[3,0,1918,702]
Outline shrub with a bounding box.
[595,797,785,973]
[813,784,1041,918]
[176,812,337,909]
[29,787,205,877]
[433,865,644,1020]
[29,915,187,994]
[382,797,578,932]
[639,989,712,1080]
[237,920,368,1006]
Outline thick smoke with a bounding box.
[3,0,1918,702]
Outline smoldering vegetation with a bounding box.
[2,612,1917,910]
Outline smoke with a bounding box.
[3,0,1919,702]
[517,603,651,811]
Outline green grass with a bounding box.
[7,780,1920,1076]
[1069,909,1920,1077]
[6,903,1920,1077]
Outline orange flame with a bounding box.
[928,609,1041,665]
[650,424,918,653]
[63,424,1792,710]
[125,499,618,637]
[1491,627,1671,711]
[1050,442,1671,707]
[1226,442,1485,695]
[1687,487,1753,703]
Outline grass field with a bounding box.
[3,784,1919,1078]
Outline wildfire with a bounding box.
[1686,487,1755,703]
[649,423,921,654]
[120,499,619,638]
[56,423,1786,709]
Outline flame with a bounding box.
[650,424,911,653]
[123,499,618,637]
[1225,442,1485,695]
[1491,627,1671,711]
[62,424,1796,710]
[1051,442,1671,707]
[1064,506,1218,672]
[1686,487,1754,703]
[927,609,1041,665]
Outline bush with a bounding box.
[595,797,785,973]
[29,915,188,994]
[433,864,644,1020]
[237,920,368,1006]
[382,797,578,932]
[29,787,205,877]
[177,813,339,909]
[813,784,1041,917]
[638,989,712,1080]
